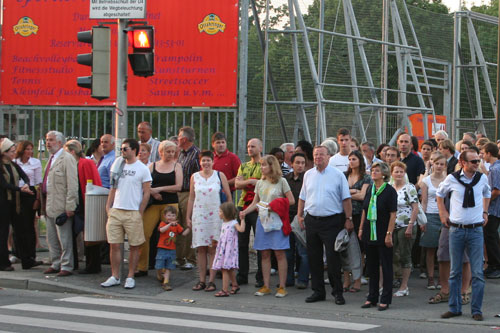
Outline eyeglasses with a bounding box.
[467,159,480,164]
[120,147,130,152]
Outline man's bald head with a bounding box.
[247,138,263,158]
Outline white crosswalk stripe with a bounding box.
[0,296,380,332]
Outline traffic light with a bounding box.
[77,26,110,100]
[128,26,154,77]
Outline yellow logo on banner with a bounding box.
[198,14,225,35]
[13,17,39,37]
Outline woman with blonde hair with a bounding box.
[240,155,295,298]
[136,140,183,277]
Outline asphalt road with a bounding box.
[0,287,496,332]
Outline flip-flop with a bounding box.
[214,290,229,297]
[349,287,361,293]
[230,286,240,295]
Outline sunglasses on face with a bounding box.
[467,159,480,164]
[120,147,130,152]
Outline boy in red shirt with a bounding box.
[156,206,190,291]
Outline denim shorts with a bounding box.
[155,248,176,270]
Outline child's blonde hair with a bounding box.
[219,202,238,221]
[162,205,178,220]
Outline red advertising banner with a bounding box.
[0,0,238,107]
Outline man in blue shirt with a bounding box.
[481,142,500,279]
[297,145,353,305]
[98,134,115,189]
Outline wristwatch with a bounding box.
[346,216,353,221]
[386,231,392,235]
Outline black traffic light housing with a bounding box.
[128,26,155,77]
[77,26,110,100]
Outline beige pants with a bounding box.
[176,192,196,265]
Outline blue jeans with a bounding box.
[286,233,309,285]
[448,226,485,315]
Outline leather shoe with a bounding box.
[43,267,60,274]
[305,293,326,303]
[236,275,248,285]
[441,311,462,319]
[134,270,148,277]
[0,266,14,271]
[22,260,43,270]
[472,314,483,321]
[78,269,101,274]
[56,270,73,277]
[378,304,389,311]
[334,294,346,305]
[361,301,377,308]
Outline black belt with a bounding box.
[450,222,483,229]
[307,213,341,220]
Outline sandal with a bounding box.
[349,287,361,293]
[343,287,350,292]
[205,282,216,292]
[192,281,206,291]
[461,292,471,305]
[230,286,240,295]
[214,290,229,297]
[428,292,449,304]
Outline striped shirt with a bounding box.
[178,144,201,191]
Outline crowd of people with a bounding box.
[1,125,499,322]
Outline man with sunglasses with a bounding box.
[102,139,152,290]
[436,149,491,322]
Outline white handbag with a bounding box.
[257,201,282,232]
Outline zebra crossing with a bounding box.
[0,296,379,332]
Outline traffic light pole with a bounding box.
[116,19,128,281]
[115,19,128,148]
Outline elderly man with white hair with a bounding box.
[280,143,294,175]
[42,131,78,276]
[434,130,449,145]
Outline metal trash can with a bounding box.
[84,184,110,242]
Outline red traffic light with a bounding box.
[130,27,154,51]
[133,30,151,49]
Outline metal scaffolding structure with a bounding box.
[452,10,498,141]
[261,0,441,146]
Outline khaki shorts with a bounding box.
[106,208,145,246]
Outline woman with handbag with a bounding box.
[390,161,419,297]
[64,140,102,273]
[240,155,295,298]
[359,161,397,311]
[0,139,37,271]
[420,152,447,290]
[186,150,231,292]
[14,140,43,265]
[136,140,183,277]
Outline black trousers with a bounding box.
[17,195,37,265]
[84,243,102,272]
[0,201,35,268]
[366,243,393,305]
[485,215,500,269]
[237,210,263,283]
[305,213,343,297]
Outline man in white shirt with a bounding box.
[298,145,353,305]
[437,150,490,321]
[329,128,351,172]
[101,139,152,290]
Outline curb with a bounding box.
[0,276,103,295]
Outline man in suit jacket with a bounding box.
[42,131,78,276]
[439,139,458,174]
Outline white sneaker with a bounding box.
[181,262,194,270]
[270,268,277,276]
[419,272,427,279]
[361,277,368,285]
[124,277,136,289]
[101,276,120,287]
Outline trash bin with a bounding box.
[84,184,110,242]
